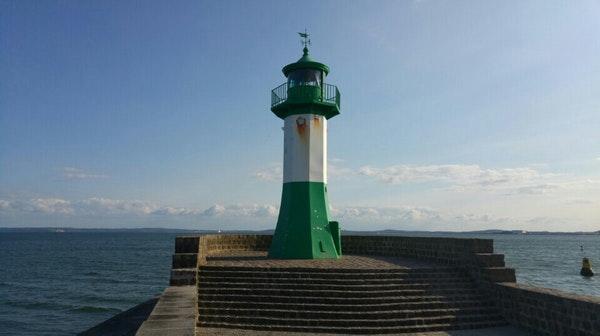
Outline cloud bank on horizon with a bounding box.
[1,161,598,231]
[0,196,567,232]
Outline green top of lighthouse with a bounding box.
[271,31,340,120]
[282,46,330,77]
[282,30,330,76]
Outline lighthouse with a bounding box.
[268,33,342,259]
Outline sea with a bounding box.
[0,230,599,336]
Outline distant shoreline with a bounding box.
[1,227,599,235]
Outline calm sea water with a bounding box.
[0,231,599,336]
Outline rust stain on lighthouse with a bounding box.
[296,116,307,137]
[313,116,320,128]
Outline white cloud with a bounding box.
[511,184,560,195]
[77,198,157,215]
[331,205,442,222]
[28,198,74,215]
[0,200,11,210]
[525,217,568,227]
[256,163,554,191]
[329,164,354,178]
[0,198,75,215]
[201,204,278,218]
[254,165,282,182]
[565,199,595,205]
[151,206,198,216]
[202,204,226,216]
[329,205,535,231]
[358,164,541,186]
[355,164,585,197]
[62,167,108,180]
[0,198,168,216]
[0,197,277,220]
[253,162,599,199]
[331,205,457,230]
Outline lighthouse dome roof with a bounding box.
[282,47,330,77]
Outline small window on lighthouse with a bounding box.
[288,69,322,88]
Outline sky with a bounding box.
[1,0,599,231]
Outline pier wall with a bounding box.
[342,235,515,282]
[171,234,514,283]
[490,282,600,336]
[171,234,600,336]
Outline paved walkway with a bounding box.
[206,251,439,269]
[136,286,196,336]
[197,326,535,336]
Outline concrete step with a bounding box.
[198,275,467,285]
[199,313,506,328]
[198,306,499,320]
[199,280,474,291]
[198,269,464,280]
[198,293,489,305]
[196,262,505,333]
[198,286,481,298]
[199,265,459,274]
[199,299,493,312]
[197,320,508,334]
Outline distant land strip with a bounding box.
[1,227,599,235]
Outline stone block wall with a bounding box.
[174,236,200,253]
[201,234,271,255]
[173,234,513,271]
[172,234,272,270]
[171,234,514,283]
[342,235,494,263]
[490,283,600,336]
[196,234,272,266]
[341,235,515,283]
[176,234,504,267]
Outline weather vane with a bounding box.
[298,29,311,49]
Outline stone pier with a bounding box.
[165,234,600,336]
[81,234,600,335]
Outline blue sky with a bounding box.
[1,0,599,231]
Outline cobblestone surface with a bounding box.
[197,326,534,336]
[205,251,440,270]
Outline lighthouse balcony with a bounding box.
[271,82,340,119]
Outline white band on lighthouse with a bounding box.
[282,114,327,183]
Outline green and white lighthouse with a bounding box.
[268,33,342,259]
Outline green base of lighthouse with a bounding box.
[268,182,341,259]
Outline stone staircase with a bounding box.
[197,265,507,334]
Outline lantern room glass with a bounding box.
[287,69,323,88]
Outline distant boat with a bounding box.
[54,229,65,233]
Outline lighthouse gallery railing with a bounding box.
[271,82,340,109]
